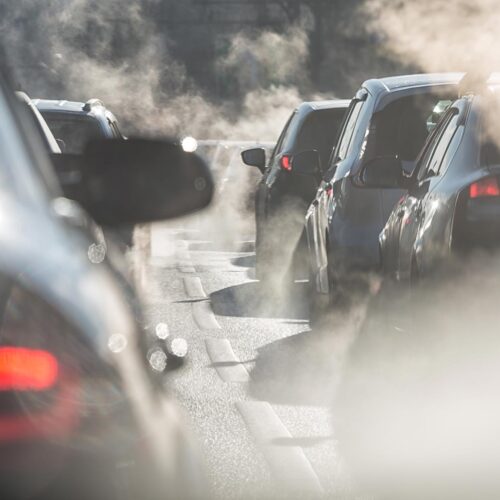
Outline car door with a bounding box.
[311,99,365,290]
[397,106,464,281]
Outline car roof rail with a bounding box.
[458,71,492,98]
[82,98,104,112]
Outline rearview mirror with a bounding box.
[361,156,404,189]
[241,148,266,173]
[52,138,214,226]
[292,150,321,176]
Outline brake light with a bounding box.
[280,155,292,171]
[469,177,500,198]
[0,347,58,391]
[326,185,333,197]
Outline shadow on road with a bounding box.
[231,255,255,268]
[247,299,371,407]
[210,281,309,320]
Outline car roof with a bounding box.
[363,73,465,94]
[32,98,107,117]
[300,99,351,111]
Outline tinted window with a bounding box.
[369,93,448,163]
[294,108,345,169]
[334,100,363,163]
[417,109,459,181]
[269,112,295,164]
[42,113,103,154]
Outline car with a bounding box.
[241,100,350,282]
[375,74,500,284]
[33,98,123,154]
[0,66,213,499]
[305,74,462,318]
[34,98,133,246]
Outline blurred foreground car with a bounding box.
[376,74,500,283]
[305,74,460,317]
[242,100,349,281]
[0,70,212,499]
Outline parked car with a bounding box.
[0,67,212,499]
[375,74,500,284]
[33,98,123,154]
[241,100,350,282]
[305,74,461,317]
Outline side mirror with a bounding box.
[292,150,321,176]
[241,148,266,173]
[52,138,214,226]
[361,156,404,189]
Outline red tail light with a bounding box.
[469,177,500,198]
[280,155,292,171]
[326,185,333,197]
[0,347,58,391]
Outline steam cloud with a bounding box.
[362,0,500,75]
[0,0,308,141]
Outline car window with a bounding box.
[426,100,453,132]
[332,100,363,165]
[368,93,451,165]
[417,108,459,181]
[294,108,345,169]
[42,113,103,154]
[269,111,295,164]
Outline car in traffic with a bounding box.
[33,98,123,153]
[0,67,213,499]
[241,100,350,282]
[305,74,461,318]
[375,74,500,284]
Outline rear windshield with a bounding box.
[293,108,345,169]
[41,113,104,154]
[366,93,453,163]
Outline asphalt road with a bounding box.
[133,207,363,500]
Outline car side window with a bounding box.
[332,101,363,164]
[269,112,295,165]
[417,109,459,181]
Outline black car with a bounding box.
[241,100,349,282]
[305,74,460,317]
[376,75,500,283]
[0,67,213,499]
[33,98,123,153]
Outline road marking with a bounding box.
[192,301,221,330]
[205,338,250,382]
[236,401,324,497]
[183,276,207,298]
